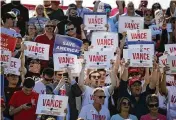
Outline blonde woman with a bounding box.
[28,4,49,34]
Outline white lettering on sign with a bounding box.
[132,53,150,60]
[89,55,107,62]
[97,39,113,45]
[63,41,76,47]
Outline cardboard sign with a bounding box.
[127,29,152,41]
[149,25,162,36]
[91,32,118,50]
[24,41,50,60]
[5,57,21,75]
[84,13,107,30]
[53,53,77,71]
[0,33,17,52]
[0,50,11,69]
[155,9,164,27]
[167,56,176,74]
[84,51,113,68]
[118,16,144,33]
[53,35,83,56]
[36,94,68,116]
[159,55,168,67]
[165,44,176,56]
[129,49,153,67]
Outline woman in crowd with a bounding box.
[110,97,138,120]
[28,4,49,34]
[140,94,166,120]
[24,24,38,41]
[166,1,176,21]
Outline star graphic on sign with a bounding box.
[104,35,107,38]
[131,20,134,22]
[140,60,143,63]
[95,25,97,27]
[104,46,106,48]
[97,62,99,65]
[35,53,37,55]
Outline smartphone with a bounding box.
[63,73,69,83]
[26,103,32,107]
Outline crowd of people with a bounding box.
[0,0,176,120]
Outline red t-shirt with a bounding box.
[140,113,166,120]
[9,90,39,120]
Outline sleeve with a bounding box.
[71,83,82,97]
[9,92,18,107]
[78,106,87,120]
[145,84,156,95]
[110,115,115,120]
[118,80,129,98]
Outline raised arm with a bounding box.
[78,61,86,92]
[159,66,168,96]
[80,24,86,40]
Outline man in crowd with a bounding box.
[79,88,110,120]
[34,68,54,94]
[1,0,29,36]
[9,77,38,120]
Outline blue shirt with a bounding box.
[77,7,92,18]
[108,15,118,32]
[110,114,138,120]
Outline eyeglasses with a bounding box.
[45,25,55,28]
[122,102,130,106]
[66,28,74,32]
[91,75,101,79]
[96,96,106,99]
[148,103,159,108]
[45,78,53,82]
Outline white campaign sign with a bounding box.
[127,29,152,41]
[71,59,83,77]
[0,50,11,70]
[123,49,129,62]
[36,94,68,116]
[159,55,168,67]
[5,57,21,75]
[128,44,155,53]
[165,44,176,56]
[118,16,144,33]
[91,31,118,50]
[84,51,113,68]
[128,49,153,67]
[84,13,107,30]
[24,41,50,60]
[149,25,162,36]
[167,56,176,74]
[53,53,77,71]
[155,9,164,27]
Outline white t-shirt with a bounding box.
[79,104,110,120]
[82,86,110,108]
[167,86,176,120]
[0,27,16,37]
[33,80,46,94]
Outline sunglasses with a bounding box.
[122,102,130,106]
[96,96,106,99]
[66,28,74,32]
[148,103,159,108]
[45,78,53,82]
[91,75,101,79]
[57,74,63,76]
[145,14,152,16]
[45,25,55,28]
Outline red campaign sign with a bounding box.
[0,33,17,52]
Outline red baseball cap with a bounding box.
[128,67,140,74]
[128,77,142,86]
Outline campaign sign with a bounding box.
[53,53,77,71]
[24,41,50,60]
[36,94,68,116]
[155,9,164,27]
[5,57,21,75]
[91,31,118,49]
[159,55,168,67]
[127,29,152,41]
[128,49,153,67]
[118,16,144,33]
[0,33,17,52]
[53,35,83,56]
[83,13,107,30]
[0,50,11,70]
[84,51,113,68]
[149,25,162,36]
[165,44,176,56]
[167,56,176,74]
[123,49,129,62]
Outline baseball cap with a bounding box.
[128,77,142,86]
[14,33,22,38]
[5,11,17,19]
[128,67,140,74]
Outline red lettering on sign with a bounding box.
[97,39,113,45]
[132,53,150,60]
[88,18,103,24]
[172,60,176,67]
[0,55,9,62]
[171,95,176,103]
[10,61,17,68]
[131,33,147,39]
[28,45,45,53]
[58,57,74,64]
[161,59,167,65]
[89,55,107,62]
[92,114,106,120]
[43,99,62,108]
[169,47,176,54]
[125,23,139,29]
